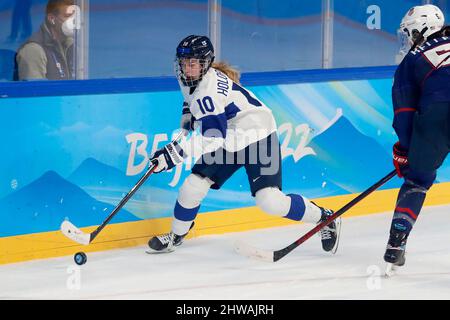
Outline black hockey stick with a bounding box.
[61,132,183,245]
[235,169,397,262]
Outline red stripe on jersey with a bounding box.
[395,207,418,220]
[394,108,416,115]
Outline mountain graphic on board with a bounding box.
[67,156,178,196]
[67,157,179,216]
[281,156,348,198]
[0,170,139,237]
[292,115,400,193]
[68,157,137,190]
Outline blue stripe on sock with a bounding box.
[284,194,306,221]
[174,201,200,221]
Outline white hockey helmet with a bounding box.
[399,5,445,47]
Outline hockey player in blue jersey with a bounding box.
[385,4,450,271]
[146,35,341,254]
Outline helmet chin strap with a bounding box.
[410,27,429,52]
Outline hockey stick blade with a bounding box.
[234,241,275,262]
[61,220,91,245]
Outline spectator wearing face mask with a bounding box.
[16,0,78,80]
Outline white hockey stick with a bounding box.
[234,240,274,262]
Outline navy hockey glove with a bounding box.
[393,142,409,178]
[150,140,186,173]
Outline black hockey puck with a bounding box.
[74,252,87,265]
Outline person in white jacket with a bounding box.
[147,35,341,254]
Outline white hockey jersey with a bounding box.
[179,67,277,156]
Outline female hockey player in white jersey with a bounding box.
[147,35,340,253]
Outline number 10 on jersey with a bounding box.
[196,96,215,114]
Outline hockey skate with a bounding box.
[314,203,341,254]
[146,222,194,254]
[384,228,408,277]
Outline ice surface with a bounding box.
[1,204,450,300]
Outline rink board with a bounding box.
[2,67,450,264]
[2,182,450,265]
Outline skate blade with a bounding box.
[145,247,176,254]
[145,243,176,254]
[384,263,397,277]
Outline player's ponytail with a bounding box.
[211,61,241,84]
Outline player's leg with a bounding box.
[148,173,213,252]
[384,170,435,265]
[245,132,340,253]
[384,102,449,265]
[148,148,242,252]
[254,187,340,253]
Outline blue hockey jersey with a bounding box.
[393,35,450,149]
